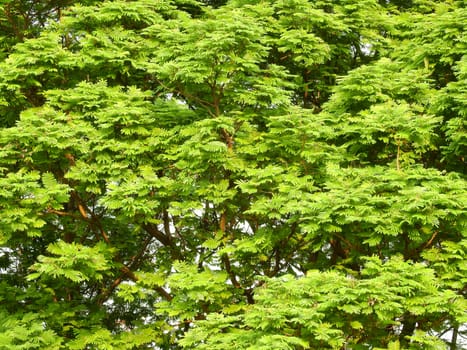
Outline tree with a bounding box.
[0,0,465,349]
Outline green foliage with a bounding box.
[28,241,115,282]
[0,0,465,349]
[0,312,62,350]
[181,256,466,349]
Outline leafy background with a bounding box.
[0,0,465,349]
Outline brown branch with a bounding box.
[99,264,173,304]
[64,152,76,166]
[71,191,110,244]
[330,238,348,265]
[45,208,81,220]
[128,236,153,270]
[4,4,24,41]
[244,288,255,304]
[450,325,459,350]
[211,84,221,117]
[219,212,227,233]
[333,232,358,252]
[263,245,282,278]
[100,236,173,303]
[77,203,88,220]
[99,236,169,304]
[120,265,138,282]
[272,248,282,276]
[412,230,440,257]
[423,230,439,250]
[221,254,241,289]
[142,223,172,247]
[162,210,172,238]
[143,222,184,261]
[98,227,110,244]
[154,285,173,302]
[100,275,123,304]
[221,129,234,151]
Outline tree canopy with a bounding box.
[0,0,465,349]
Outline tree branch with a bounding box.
[142,222,172,247]
[221,254,240,289]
